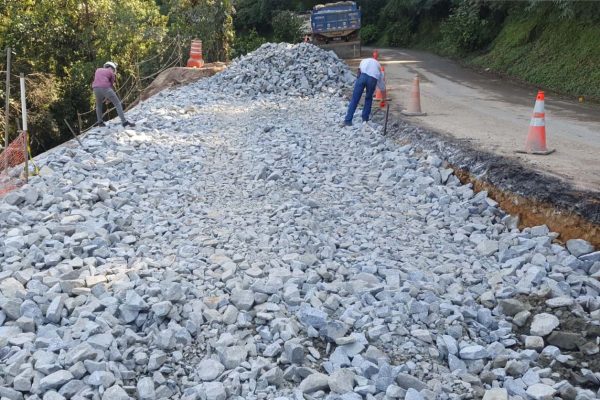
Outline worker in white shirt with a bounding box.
[343,57,386,126]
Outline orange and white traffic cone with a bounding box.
[374,66,387,108]
[517,91,555,155]
[402,75,426,116]
[187,39,205,68]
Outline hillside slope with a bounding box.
[470,16,600,100]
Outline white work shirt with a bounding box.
[359,58,385,91]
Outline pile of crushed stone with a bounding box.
[202,42,355,97]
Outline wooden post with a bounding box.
[20,73,28,182]
[177,34,182,66]
[77,112,83,135]
[135,60,141,103]
[4,47,11,172]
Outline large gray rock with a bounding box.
[459,345,489,360]
[566,239,594,257]
[526,384,556,400]
[87,371,116,387]
[219,346,247,369]
[299,373,329,393]
[197,359,225,381]
[476,240,499,256]
[0,385,25,400]
[396,373,426,391]
[39,370,74,391]
[328,368,355,394]
[230,289,254,311]
[297,306,328,329]
[498,299,529,316]
[404,388,424,400]
[482,388,508,400]
[204,382,226,400]
[102,385,130,400]
[46,295,66,324]
[530,313,560,336]
[137,377,156,400]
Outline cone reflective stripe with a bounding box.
[401,75,426,116]
[520,91,555,155]
[374,65,387,107]
[187,39,205,68]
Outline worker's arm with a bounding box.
[377,72,386,97]
[109,70,116,88]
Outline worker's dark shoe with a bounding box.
[341,121,352,128]
[94,121,106,128]
[122,121,136,128]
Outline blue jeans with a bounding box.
[344,73,377,124]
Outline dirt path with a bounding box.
[347,48,600,192]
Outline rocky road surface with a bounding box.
[1,43,599,400]
[347,48,600,192]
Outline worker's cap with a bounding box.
[103,61,117,70]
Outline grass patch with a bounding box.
[471,15,600,100]
[376,10,600,101]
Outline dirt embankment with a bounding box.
[128,63,227,108]
[383,117,600,248]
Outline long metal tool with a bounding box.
[383,102,390,136]
[64,119,84,148]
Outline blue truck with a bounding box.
[310,1,361,46]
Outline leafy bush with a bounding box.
[167,0,235,62]
[384,20,413,47]
[272,10,303,43]
[232,29,267,58]
[361,24,380,44]
[0,0,168,154]
[440,1,489,54]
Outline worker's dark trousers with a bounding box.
[345,73,377,124]
[93,87,126,124]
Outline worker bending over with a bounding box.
[344,57,386,127]
[92,61,135,128]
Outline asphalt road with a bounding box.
[348,48,600,192]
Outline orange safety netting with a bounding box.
[0,131,27,196]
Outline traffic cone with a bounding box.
[517,91,555,155]
[402,75,426,116]
[373,49,379,60]
[374,66,387,108]
[187,39,205,68]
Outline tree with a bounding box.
[272,10,303,43]
[164,0,235,62]
[0,0,168,153]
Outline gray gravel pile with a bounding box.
[0,44,599,400]
[202,42,354,97]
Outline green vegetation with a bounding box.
[360,25,380,45]
[1,0,598,156]
[232,29,267,59]
[234,0,600,100]
[0,0,235,154]
[360,0,600,101]
[272,11,304,43]
[470,16,600,99]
